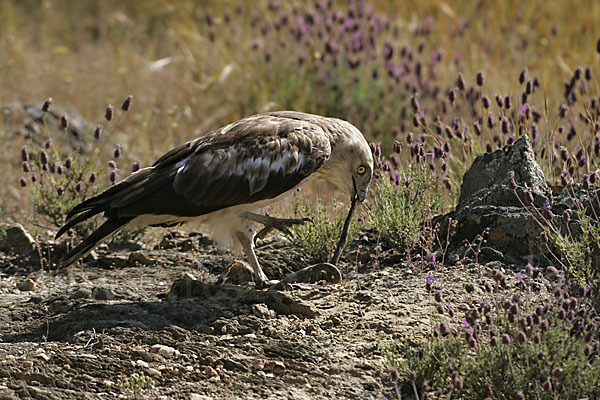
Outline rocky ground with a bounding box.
[0,227,526,400]
[0,134,573,399]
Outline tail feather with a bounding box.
[55,209,100,239]
[61,217,132,267]
[65,168,153,221]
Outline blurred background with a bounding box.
[1,0,599,232]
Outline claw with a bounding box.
[246,212,311,245]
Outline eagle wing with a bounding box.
[171,113,331,209]
[63,113,332,225]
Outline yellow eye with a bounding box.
[357,166,366,175]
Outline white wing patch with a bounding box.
[175,157,189,174]
[239,149,306,194]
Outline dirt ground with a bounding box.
[0,231,515,399]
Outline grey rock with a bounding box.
[458,135,550,209]
[91,287,115,301]
[252,303,276,319]
[128,251,153,266]
[16,279,35,292]
[2,102,91,152]
[0,223,36,254]
[436,136,552,266]
[69,287,92,299]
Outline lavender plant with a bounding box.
[19,96,139,238]
[368,141,443,252]
[388,267,600,399]
[508,171,600,306]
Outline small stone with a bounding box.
[264,360,286,374]
[92,287,115,300]
[135,359,149,368]
[181,272,197,281]
[0,223,36,253]
[190,395,213,400]
[151,344,179,358]
[252,359,265,370]
[252,303,276,319]
[204,355,216,364]
[99,254,129,268]
[147,367,161,377]
[69,287,91,299]
[224,260,254,283]
[17,279,35,291]
[34,352,49,361]
[83,250,98,262]
[23,360,33,369]
[203,365,220,379]
[128,251,153,266]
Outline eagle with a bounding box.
[56,111,374,285]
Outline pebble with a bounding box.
[190,395,213,400]
[128,251,153,266]
[252,303,276,319]
[3,355,16,362]
[150,344,179,358]
[34,353,50,361]
[91,287,115,301]
[264,360,286,374]
[252,359,265,371]
[146,367,161,377]
[203,365,219,379]
[204,355,216,364]
[17,279,35,291]
[23,360,33,369]
[224,260,254,283]
[69,287,91,299]
[98,254,128,268]
[0,223,36,253]
[181,272,197,281]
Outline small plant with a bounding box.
[290,193,364,264]
[509,171,600,306]
[121,371,154,398]
[387,267,600,399]
[549,207,600,286]
[368,151,443,252]
[19,96,140,238]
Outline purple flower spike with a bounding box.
[426,272,438,286]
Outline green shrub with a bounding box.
[369,163,443,251]
[289,194,364,264]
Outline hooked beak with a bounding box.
[351,177,367,202]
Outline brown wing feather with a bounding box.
[60,113,332,229]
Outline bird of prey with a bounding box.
[56,111,374,284]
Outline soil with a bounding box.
[0,231,523,399]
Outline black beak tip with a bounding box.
[357,190,367,202]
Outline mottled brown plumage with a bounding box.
[56,111,374,283]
